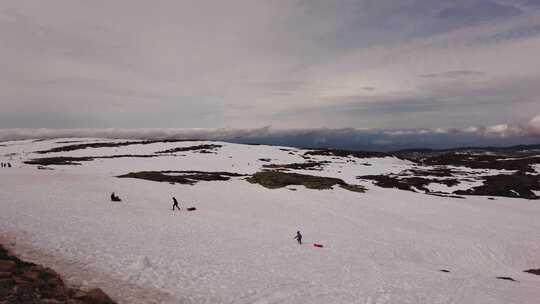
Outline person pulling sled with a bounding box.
[172,197,180,211]
[294,231,302,244]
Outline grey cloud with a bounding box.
[437,1,522,23]
[528,114,540,135]
[0,125,537,152]
[419,70,486,79]
[1,1,540,133]
[480,23,540,43]
[263,72,540,131]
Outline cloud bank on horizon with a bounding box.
[0,122,538,151]
[1,0,539,146]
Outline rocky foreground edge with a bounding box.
[0,244,116,304]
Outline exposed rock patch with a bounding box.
[304,149,391,159]
[524,268,540,275]
[155,144,222,154]
[418,153,540,173]
[25,155,162,166]
[496,276,517,282]
[37,166,55,170]
[0,244,116,304]
[403,167,470,178]
[34,139,195,154]
[358,175,459,193]
[454,172,540,199]
[262,161,329,171]
[55,140,86,144]
[25,157,95,166]
[358,163,540,199]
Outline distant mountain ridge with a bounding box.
[392,143,540,154]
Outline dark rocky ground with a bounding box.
[155,144,222,154]
[0,244,116,304]
[359,171,540,200]
[395,144,540,172]
[34,140,196,154]
[454,172,540,199]
[359,145,540,199]
[262,161,329,171]
[524,268,540,275]
[304,149,391,159]
[25,144,224,166]
[25,155,162,166]
[358,174,460,193]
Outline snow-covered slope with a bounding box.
[1,139,539,304]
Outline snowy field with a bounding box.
[1,138,540,304]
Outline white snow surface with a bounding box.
[1,139,540,304]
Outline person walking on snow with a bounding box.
[172,197,180,211]
[294,231,302,244]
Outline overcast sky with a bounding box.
[1,0,540,147]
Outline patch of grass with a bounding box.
[117,171,246,185]
[246,171,366,193]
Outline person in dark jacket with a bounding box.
[110,192,121,202]
[172,197,180,211]
[294,231,302,244]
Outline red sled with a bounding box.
[313,243,324,248]
[187,207,197,211]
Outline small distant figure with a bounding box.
[294,231,302,244]
[110,192,121,202]
[7,163,11,168]
[172,197,180,211]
